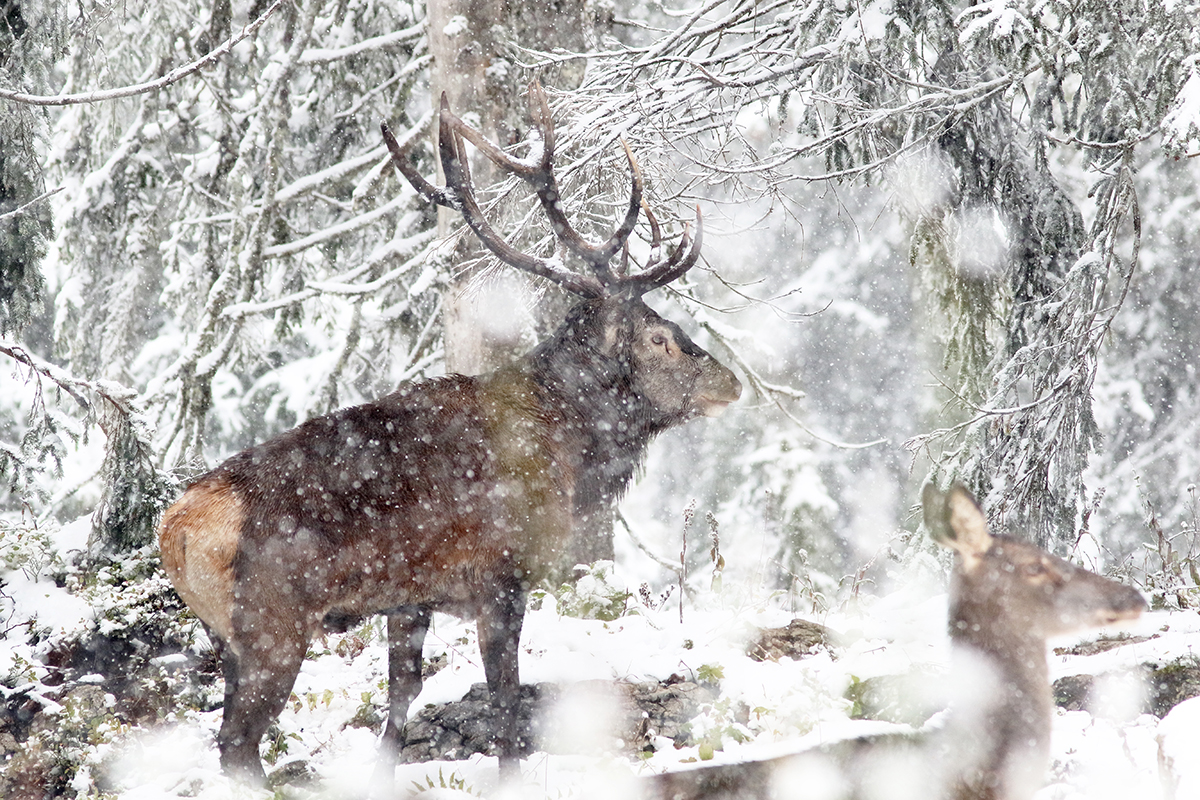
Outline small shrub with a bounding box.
[543,561,632,621]
[410,767,479,796]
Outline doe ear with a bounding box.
[922,483,993,563]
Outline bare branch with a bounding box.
[0,188,63,222]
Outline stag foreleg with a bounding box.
[372,606,432,788]
[477,579,528,783]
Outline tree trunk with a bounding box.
[430,0,509,376]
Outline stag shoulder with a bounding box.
[474,365,579,575]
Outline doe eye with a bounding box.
[651,334,668,347]
[1022,562,1045,577]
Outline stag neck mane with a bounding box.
[520,298,660,506]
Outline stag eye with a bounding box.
[651,333,668,347]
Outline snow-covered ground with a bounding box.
[1,518,1197,800]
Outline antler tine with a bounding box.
[601,138,645,266]
[434,96,604,298]
[521,83,643,280]
[641,201,664,271]
[382,120,456,209]
[625,205,704,294]
[440,100,540,181]
[445,80,641,285]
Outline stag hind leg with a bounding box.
[215,624,307,784]
[371,606,432,788]
[477,581,528,783]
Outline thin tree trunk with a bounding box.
[430,0,506,376]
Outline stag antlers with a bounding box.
[381,82,702,299]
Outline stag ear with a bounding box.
[923,483,993,568]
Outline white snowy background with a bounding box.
[4,0,1200,797]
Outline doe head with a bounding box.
[923,483,1146,640]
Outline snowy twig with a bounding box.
[698,320,888,450]
[0,188,63,222]
[617,512,683,575]
[260,194,412,260]
[1,341,94,411]
[297,21,424,65]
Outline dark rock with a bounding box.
[397,678,719,763]
[1053,674,1094,711]
[1050,659,1200,718]
[1053,633,1155,657]
[0,689,43,748]
[400,683,541,763]
[630,680,719,748]
[1144,659,1200,717]
[747,619,839,662]
[266,759,318,789]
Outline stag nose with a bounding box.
[697,364,742,417]
[717,362,742,401]
[728,371,743,400]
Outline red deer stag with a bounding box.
[157,83,741,786]
[646,484,1146,800]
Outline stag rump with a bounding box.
[157,83,741,785]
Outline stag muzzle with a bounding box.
[695,359,741,417]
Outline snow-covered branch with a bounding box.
[298,21,424,65]
[0,188,63,222]
[0,339,174,553]
[261,193,412,259]
[0,0,285,106]
[0,340,95,412]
